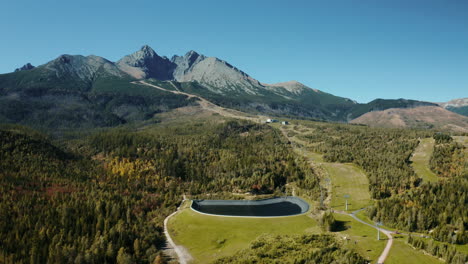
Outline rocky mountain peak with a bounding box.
[140,45,157,57]
[14,63,35,72]
[117,45,175,80]
[186,50,200,59]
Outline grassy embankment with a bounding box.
[168,203,319,263]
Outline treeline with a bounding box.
[1,120,321,263]
[407,236,467,264]
[300,122,430,198]
[213,234,367,264]
[430,134,465,178]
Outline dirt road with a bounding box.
[135,81,263,122]
[163,196,193,264]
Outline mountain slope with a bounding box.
[1,45,459,129]
[350,106,468,132]
[438,98,468,117]
[0,54,194,131]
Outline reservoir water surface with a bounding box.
[191,197,309,217]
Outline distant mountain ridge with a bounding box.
[437,98,468,117]
[350,106,468,132]
[1,44,465,132]
[348,98,438,120]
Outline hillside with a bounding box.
[350,106,468,132]
[348,98,437,120]
[0,53,194,131]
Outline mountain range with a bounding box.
[1,45,466,132]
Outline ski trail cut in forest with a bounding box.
[134,81,264,122]
[278,125,371,212]
[410,138,438,183]
[278,124,394,262]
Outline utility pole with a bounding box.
[320,179,330,210]
[320,187,324,209]
[376,222,382,240]
[344,194,350,211]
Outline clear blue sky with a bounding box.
[2,0,467,103]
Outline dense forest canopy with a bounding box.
[0,120,320,263]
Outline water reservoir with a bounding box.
[191,196,309,217]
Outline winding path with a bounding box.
[333,209,393,264]
[163,195,193,264]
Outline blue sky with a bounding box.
[1,0,467,103]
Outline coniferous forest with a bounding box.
[0,120,320,263]
[1,117,467,263]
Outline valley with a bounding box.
[0,45,466,264]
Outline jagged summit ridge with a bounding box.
[117,45,264,95]
[15,63,35,72]
[171,50,206,81]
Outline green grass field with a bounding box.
[411,138,438,183]
[168,206,319,263]
[324,163,371,212]
[385,237,443,264]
